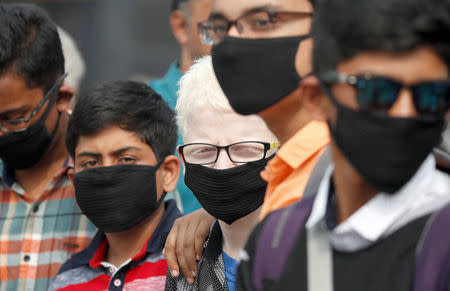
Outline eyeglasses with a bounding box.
[0,73,68,133]
[320,71,450,119]
[198,9,312,45]
[179,141,280,165]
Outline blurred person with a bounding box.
[49,81,181,291]
[0,4,96,290]
[163,0,330,282]
[0,27,86,175]
[165,56,278,290]
[238,0,450,289]
[148,0,212,214]
[57,26,86,108]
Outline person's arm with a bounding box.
[163,208,214,283]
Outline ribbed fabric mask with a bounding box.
[74,163,166,233]
[184,157,270,224]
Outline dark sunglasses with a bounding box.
[320,71,450,119]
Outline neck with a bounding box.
[178,48,193,73]
[219,207,261,260]
[14,120,68,200]
[330,141,378,224]
[260,89,311,145]
[105,204,165,268]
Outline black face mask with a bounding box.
[0,90,60,170]
[326,90,444,194]
[212,35,310,115]
[184,157,270,224]
[74,163,166,233]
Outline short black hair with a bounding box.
[66,81,178,162]
[312,0,450,75]
[171,0,189,12]
[0,3,64,92]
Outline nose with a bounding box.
[213,149,236,170]
[388,89,418,118]
[228,24,241,38]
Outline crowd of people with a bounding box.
[0,0,449,291]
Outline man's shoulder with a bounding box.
[49,250,98,291]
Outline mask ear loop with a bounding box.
[153,157,168,206]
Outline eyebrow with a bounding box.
[110,146,142,157]
[76,146,143,160]
[0,105,30,117]
[210,4,283,20]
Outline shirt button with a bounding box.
[109,267,115,274]
[24,255,30,262]
[113,279,121,287]
[32,204,39,213]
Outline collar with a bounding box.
[204,221,223,261]
[306,155,450,252]
[2,155,73,189]
[273,121,329,169]
[70,200,181,268]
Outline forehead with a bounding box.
[0,74,43,109]
[75,126,155,156]
[182,108,275,144]
[336,46,449,83]
[211,0,312,18]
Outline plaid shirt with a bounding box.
[0,157,97,291]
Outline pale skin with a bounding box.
[0,73,73,200]
[170,0,212,73]
[301,46,450,224]
[165,108,277,284]
[68,126,180,268]
[164,0,317,281]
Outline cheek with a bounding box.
[320,95,338,125]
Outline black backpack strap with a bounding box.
[251,195,316,291]
[414,202,450,291]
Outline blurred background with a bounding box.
[5,0,179,95]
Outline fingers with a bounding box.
[194,211,215,260]
[175,223,195,283]
[181,221,201,280]
[164,222,180,277]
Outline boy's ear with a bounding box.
[170,10,189,46]
[299,75,327,121]
[68,167,75,186]
[161,155,180,193]
[57,85,74,114]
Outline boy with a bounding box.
[237,0,450,290]
[49,81,182,290]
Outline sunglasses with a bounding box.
[320,71,450,119]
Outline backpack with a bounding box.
[251,195,450,291]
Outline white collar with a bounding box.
[306,155,450,252]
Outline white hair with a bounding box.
[176,56,234,136]
[57,26,86,94]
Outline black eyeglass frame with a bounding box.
[0,73,68,133]
[179,141,280,165]
[198,9,313,44]
[320,70,450,118]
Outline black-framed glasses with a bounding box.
[0,73,68,133]
[179,141,280,165]
[320,71,450,119]
[198,9,312,45]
